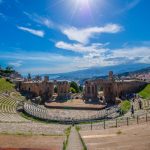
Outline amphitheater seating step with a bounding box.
[67,127,83,150]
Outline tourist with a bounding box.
[131,105,134,117]
[132,98,135,103]
[138,99,142,109]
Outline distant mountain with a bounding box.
[43,63,150,81]
[118,66,150,77]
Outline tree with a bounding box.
[3,66,14,74]
[70,87,76,93]
[70,81,79,93]
[54,86,57,93]
[79,85,83,92]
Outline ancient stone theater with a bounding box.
[18,71,146,104]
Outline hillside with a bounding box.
[139,84,150,99]
[0,78,15,93]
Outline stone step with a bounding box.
[67,127,84,150]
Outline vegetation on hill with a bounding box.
[0,66,15,75]
[120,100,131,114]
[0,78,15,92]
[138,84,150,99]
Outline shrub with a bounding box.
[70,87,76,93]
[120,100,131,114]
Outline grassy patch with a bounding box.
[76,126,87,150]
[116,130,122,135]
[120,100,131,114]
[63,126,71,150]
[139,84,150,100]
[0,78,15,92]
[76,126,81,132]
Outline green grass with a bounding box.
[63,126,71,150]
[76,126,87,150]
[116,130,122,135]
[0,78,15,92]
[120,100,131,114]
[138,84,150,100]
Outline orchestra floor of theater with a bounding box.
[45,98,106,110]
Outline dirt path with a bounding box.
[0,135,64,150]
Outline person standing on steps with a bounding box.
[138,98,142,109]
[131,104,134,117]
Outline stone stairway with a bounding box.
[67,127,84,150]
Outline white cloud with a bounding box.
[0,52,71,62]
[55,41,108,53]
[62,24,123,44]
[9,60,23,67]
[56,41,150,69]
[105,46,150,65]
[23,12,53,28]
[1,43,150,74]
[17,26,44,37]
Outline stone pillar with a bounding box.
[109,71,114,81]
[84,81,98,100]
[57,81,70,100]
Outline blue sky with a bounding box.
[0,0,150,75]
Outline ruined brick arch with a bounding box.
[84,79,115,104]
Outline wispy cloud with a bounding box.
[0,52,73,62]
[17,26,45,37]
[118,0,141,13]
[108,46,150,64]
[62,24,123,44]
[55,41,108,53]
[9,60,23,67]
[1,44,150,74]
[56,41,150,69]
[126,0,141,10]
[23,12,53,28]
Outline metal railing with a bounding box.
[78,111,150,130]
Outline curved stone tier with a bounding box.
[0,94,30,123]
[23,102,119,124]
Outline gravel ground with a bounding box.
[80,123,150,150]
[0,134,64,150]
[0,122,69,135]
